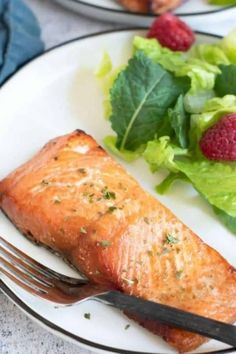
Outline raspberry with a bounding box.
[147,13,195,52]
[200,113,236,161]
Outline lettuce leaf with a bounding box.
[95,52,123,119]
[192,43,230,66]
[215,64,236,96]
[213,207,236,234]
[184,90,215,113]
[143,137,188,173]
[176,160,236,218]
[103,136,144,162]
[133,36,186,73]
[168,94,190,148]
[155,172,188,194]
[208,0,236,4]
[175,58,220,94]
[222,28,236,64]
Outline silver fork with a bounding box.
[1,235,236,347]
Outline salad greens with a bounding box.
[222,28,236,63]
[110,51,190,150]
[168,94,190,149]
[97,30,236,235]
[209,0,236,4]
[215,64,236,96]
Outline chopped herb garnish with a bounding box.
[78,168,86,174]
[144,217,150,224]
[88,193,94,203]
[80,227,87,234]
[108,206,117,213]
[84,313,91,320]
[165,234,179,244]
[176,270,183,279]
[102,187,116,200]
[100,240,111,248]
[161,247,170,255]
[125,324,130,330]
[53,196,61,204]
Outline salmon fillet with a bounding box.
[118,0,181,14]
[0,130,236,353]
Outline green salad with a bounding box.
[96,28,236,235]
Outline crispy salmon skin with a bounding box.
[0,130,236,353]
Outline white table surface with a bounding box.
[1,1,236,354]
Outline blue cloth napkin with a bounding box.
[0,0,44,84]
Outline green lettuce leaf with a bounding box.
[193,43,230,66]
[95,51,112,77]
[184,90,215,113]
[155,172,188,194]
[143,137,188,173]
[103,136,144,162]
[95,52,123,119]
[110,51,190,150]
[213,207,236,234]
[222,27,236,63]
[208,0,236,4]
[176,160,236,218]
[133,36,186,73]
[215,64,236,96]
[168,94,190,148]
[175,58,220,94]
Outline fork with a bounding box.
[1,236,236,347]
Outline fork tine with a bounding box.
[1,259,83,305]
[0,266,47,297]
[0,256,50,293]
[0,245,53,287]
[0,236,87,285]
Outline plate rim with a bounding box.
[0,28,235,354]
[61,0,236,17]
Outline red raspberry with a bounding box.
[147,13,195,52]
[200,113,236,161]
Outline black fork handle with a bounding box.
[97,291,236,347]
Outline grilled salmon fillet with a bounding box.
[0,130,236,353]
[118,0,181,14]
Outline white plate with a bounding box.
[0,29,235,354]
[53,0,236,35]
